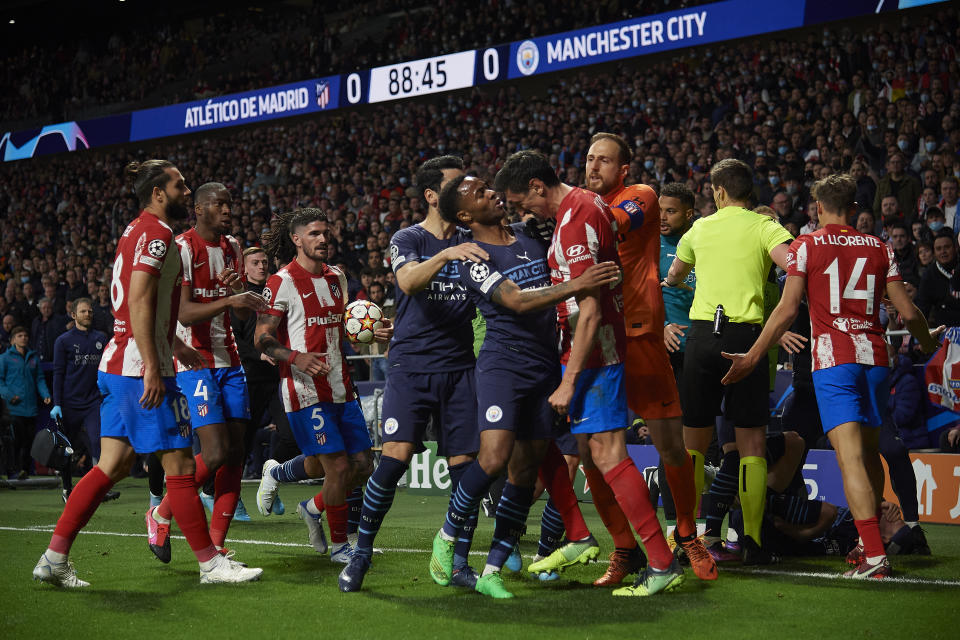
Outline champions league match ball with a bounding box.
[344,300,384,344]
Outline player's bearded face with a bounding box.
[296,222,329,261]
[164,186,190,220]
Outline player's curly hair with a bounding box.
[261,208,327,264]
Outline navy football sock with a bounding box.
[448,461,480,570]
[486,482,534,571]
[347,486,363,535]
[704,449,739,539]
[356,456,408,557]
[537,498,565,557]
[442,461,493,541]
[270,454,308,483]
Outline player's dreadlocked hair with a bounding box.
[261,208,327,264]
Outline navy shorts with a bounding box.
[98,372,191,454]
[380,368,479,457]
[812,363,889,432]
[476,363,557,441]
[552,419,579,456]
[287,400,373,456]
[176,366,251,428]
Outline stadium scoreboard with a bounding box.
[1,0,948,162]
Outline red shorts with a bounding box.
[625,333,681,419]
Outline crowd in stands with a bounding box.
[0,4,959,451]
[0,0,711,129]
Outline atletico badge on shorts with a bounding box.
[197,403,209,418]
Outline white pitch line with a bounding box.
[721,566,960,587]
[3,525,959,587]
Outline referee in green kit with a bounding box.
[661,158,793,564]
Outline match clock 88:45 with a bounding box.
[368,51,476,103]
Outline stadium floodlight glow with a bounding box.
[8,19,14,24]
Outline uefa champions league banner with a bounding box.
[0,0,950,162]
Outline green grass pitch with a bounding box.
[2,478,957,640]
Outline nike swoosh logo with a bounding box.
[661,401,674,407]
[302,292,313,299]
[193,262,206,268]
[572,417,588,424]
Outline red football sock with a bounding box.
[855,516,885,558]
[313,492,326,513]
[664,451,697,538]
[604,458,673,570]
[166,474,217,563]
[583,467,637,549]
[538,441,591,541]
[156,453,212,521]
[49,467,114,555]
[327,503,348,544]
[209,464,242,548]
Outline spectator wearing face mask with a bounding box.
[926,206,947,233]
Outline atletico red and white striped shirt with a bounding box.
[262,260,352,411]
[548,187,626,368]
[786,224,902,371]
[175,228,243,371]
[99,211,182,377]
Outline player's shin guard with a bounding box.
[210,464,242,547]
[538,498,566,556]
[156,453,212,521]
[356,456,408,556]
[704,449,739,539]
[166,474,217,563]
[539,442,590,541]
[739,456,767,544]
[584,467,636,549]
[664,452,697,538]
[688,449,706,516]
[603,459,673,570]
[486,483,534,572]
[49,467,114,555]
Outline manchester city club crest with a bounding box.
[517,40,540,76]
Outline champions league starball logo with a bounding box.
[517,40,540,76]
[470,263,490,282]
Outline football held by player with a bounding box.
[256,208,389,564]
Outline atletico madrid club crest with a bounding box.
[197,403,209,417]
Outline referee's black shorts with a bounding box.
[680,320,769,429]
